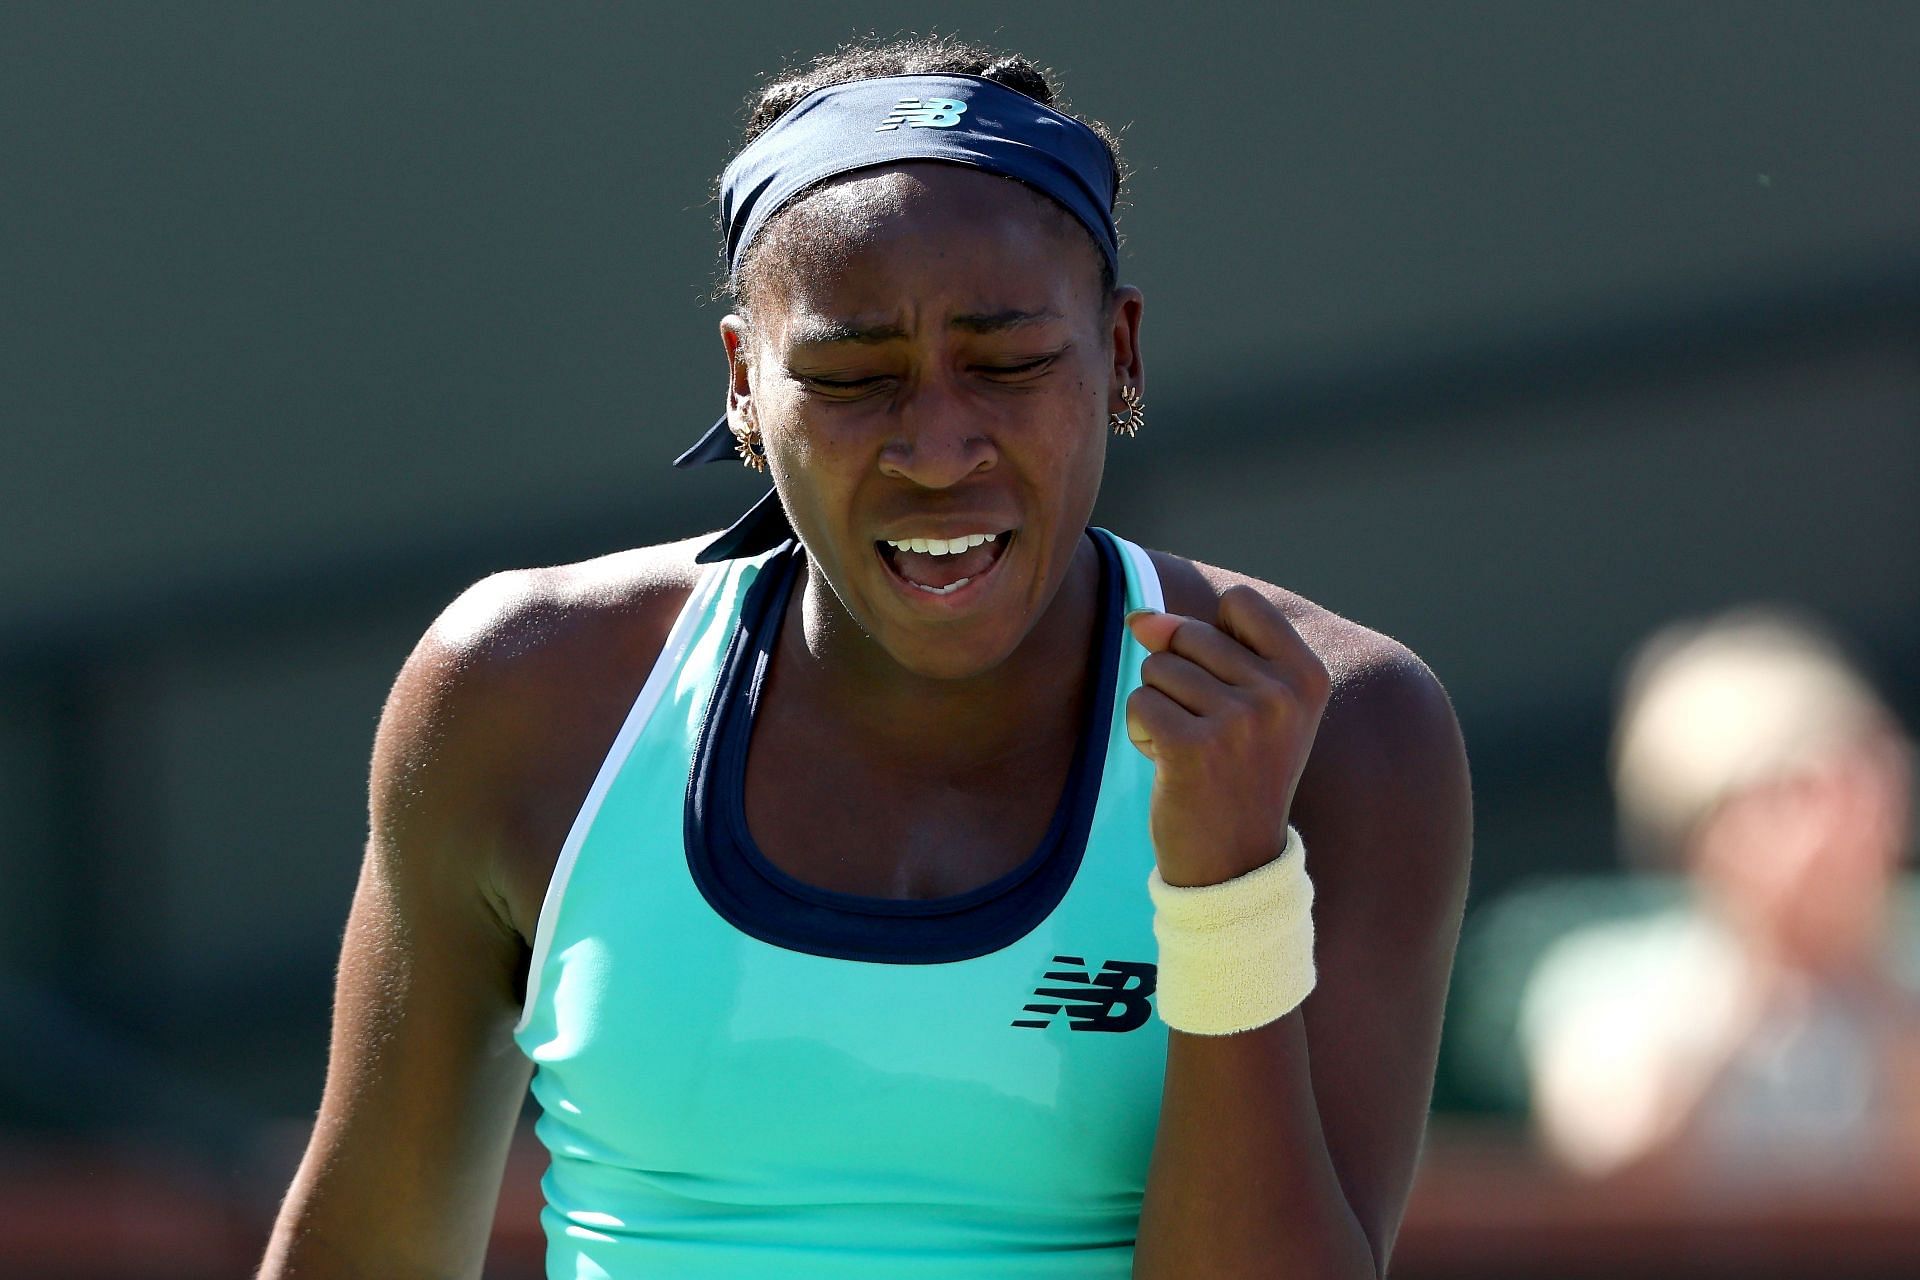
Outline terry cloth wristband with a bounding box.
[1146,825,1316,1036]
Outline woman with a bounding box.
[260,37,1470,1280]
[1524,608,1920,1181]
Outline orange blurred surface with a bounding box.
[7,1124,1920,1279]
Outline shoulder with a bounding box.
[408,535,711,699]
[1145,546,1469,806]
[371,534,714,941]
[381,534,711,768]
[1145,546,1471,900]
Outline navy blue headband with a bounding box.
[677,73,1121,563]
[721,72,1119,284]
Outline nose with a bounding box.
[877,377,996,490]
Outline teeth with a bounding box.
[883,532,1004,555]
[910,576,972,595]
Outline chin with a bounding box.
[878,623,1029,682]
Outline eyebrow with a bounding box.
[788,308,1063,347]
[952,308,1062,335]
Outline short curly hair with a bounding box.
[720,34,1128,310]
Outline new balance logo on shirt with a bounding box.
[875,97,968,131]
[1013,955,1157,1031]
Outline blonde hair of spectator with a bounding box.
[1612,607,1897,866]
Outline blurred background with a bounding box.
[3,2,1917,1276]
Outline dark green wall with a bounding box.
[2,2,1916,1136]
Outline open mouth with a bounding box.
[876,530,1014,596]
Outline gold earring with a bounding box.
[1109,385,1145,438]
[730,416,767,472]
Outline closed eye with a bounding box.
[798,373,893,400]
[805,374,885,389]
[976,354,1059,381]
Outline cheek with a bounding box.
[755,387,834,474]
[1060,374,1111,472]
[774,421,881,507]
[1038,378,1106,472]
[1024,407,1107,536]
[758,415,869,551]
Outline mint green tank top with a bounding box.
[513,527,1169,1279]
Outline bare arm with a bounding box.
[259,585,540,1279]
[1131,573,1472,1278]
[258,541,706,1277]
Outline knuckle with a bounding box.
[1223,583,1275,626]
[1203,695,1252,743]
[1221,583,1263,611]
[1245,667,1292,710]
[1161,716,1204,749]
[1127,686,1172,727]
[1164,619,1210,660]
[1248,688,1289,729]
[1301,656,1332,698]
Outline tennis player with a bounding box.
[260,37,1471,1280]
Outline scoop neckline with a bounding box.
[677,529,1126,963]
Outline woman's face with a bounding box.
[721,163,1144,680]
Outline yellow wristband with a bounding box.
[1145,825,1316,1036]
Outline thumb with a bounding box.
[1125,608,1184,654]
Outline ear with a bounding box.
[719,314,755,430]
[1106,285,1144,403]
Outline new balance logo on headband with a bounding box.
[875,97,967,131]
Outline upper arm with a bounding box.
[1293,641,1473,1268]
[260,577,544,1280]
[1151,549,1474,1264]
[260,541,708,1278]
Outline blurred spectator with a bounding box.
[1519,607,1920,1182]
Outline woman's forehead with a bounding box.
[776,301,1072,350]
[744,164,1103,317]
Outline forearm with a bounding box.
[1133,1014,1378,1280]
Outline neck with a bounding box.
[774,533,1103,772]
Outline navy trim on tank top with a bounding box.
[684,530,1125,964]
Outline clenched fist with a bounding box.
[1125,585,1330,887]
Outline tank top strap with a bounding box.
[1091,526,1164,614]
[514,547,772,1034]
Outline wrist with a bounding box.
[1146,825,1316,1036]
[1153,822,1295,888]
